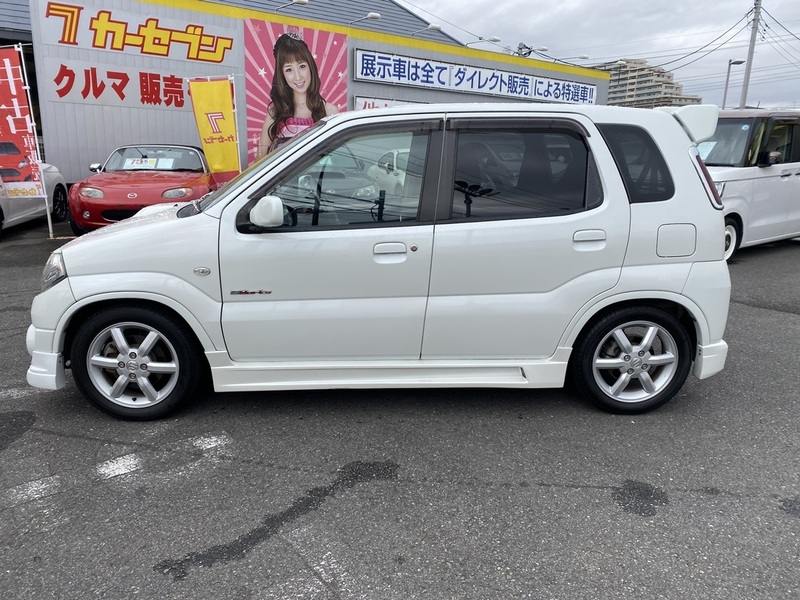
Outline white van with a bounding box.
[698,109,800,259]
[27,103,730,419]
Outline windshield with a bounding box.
[104,146,205,172]
[198,119,328,212]
[697,118,756,167]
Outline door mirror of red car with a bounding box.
[88,163,102,173]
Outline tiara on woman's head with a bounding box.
[273,31,306,56]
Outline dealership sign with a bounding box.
[355,49,597,105]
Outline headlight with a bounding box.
[714,182,725,197]
[354,184,377,198]
[41,252,67,292]
[79,186,104,199]
[162,187,193,199]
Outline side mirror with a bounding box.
[88,163,102,172]
[299,174,314,190]
[757,150,782,167]
[250,195,285,227]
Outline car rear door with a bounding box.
[421,114,630,360]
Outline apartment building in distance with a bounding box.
[594,59,702,108]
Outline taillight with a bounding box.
[690,146,723,210]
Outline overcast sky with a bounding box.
[395,0,800,108]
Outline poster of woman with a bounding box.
[244,20,348,164]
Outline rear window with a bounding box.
[597,124,675,203]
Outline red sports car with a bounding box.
[68,144,218,235]
[0,140,35,182]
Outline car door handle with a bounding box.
[374,242,407,255]
[780,170,792,178]
[573,229,607,242]
[573,229,607,251]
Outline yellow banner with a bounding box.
[188,77,240,183]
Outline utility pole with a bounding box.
[739,0,761,108]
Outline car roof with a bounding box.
[324,102,691,123]
[718,108,800,119]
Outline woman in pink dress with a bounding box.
[257,33,339,158]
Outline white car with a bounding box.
[0,163,68,240]
[698,109,800,259]
[368,148,411,197]
[27,103,730,419]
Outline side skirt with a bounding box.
[205,349,572,392]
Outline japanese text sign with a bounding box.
[355,50,596,105]
[0,46,44,198]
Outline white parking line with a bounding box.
[191,434,231,451]
[1,432,234,511]
[2,475,61,508]
[96,453,143,479]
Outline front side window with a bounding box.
[246,129,430,229]
[449,129,601,220]
[762,121,797,164]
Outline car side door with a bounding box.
[218,119,442,362]
[776,117,800,234]
[421,115,630,360]
[748,117,800,241]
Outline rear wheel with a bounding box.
[71,306,202,419]
[724,216,740,260]
[570,307,692,413]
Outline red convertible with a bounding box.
[68,144,219,235]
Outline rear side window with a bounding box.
[597,124,675,203]
[449,128,603,220]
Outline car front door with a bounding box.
[748,118,800,241]
[219,120,441,361]
[421,116,630,360]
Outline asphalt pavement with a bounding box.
[1,217,799,599]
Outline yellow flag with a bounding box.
[188,78,240,185]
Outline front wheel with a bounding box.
[570,307,692,414]
[724,216,740,260]
[71,306,203,419]
[51,185,68,223]
[68,210,88,236]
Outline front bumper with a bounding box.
[26,324,66,389]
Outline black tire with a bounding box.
[70,305,203,420]
[68,210,88,236]
[724,216,741,260]
[51,185,68,223]
[570,306,692,414]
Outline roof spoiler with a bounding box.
[655,105,719,144]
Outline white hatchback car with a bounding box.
[0,164,69,240]
[698,109,800,259]
[27,103,730,419]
